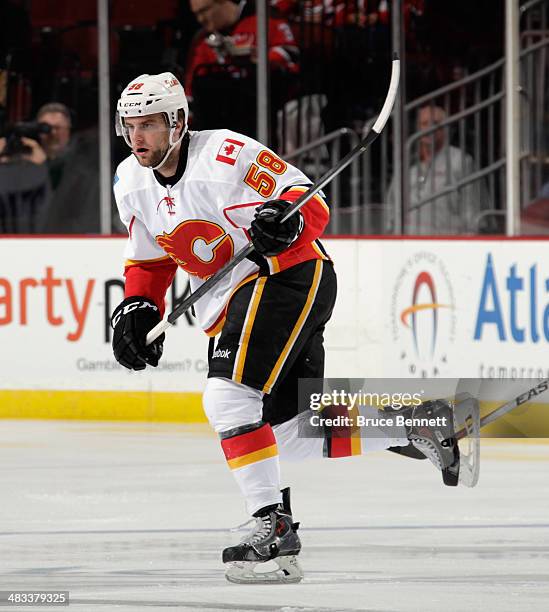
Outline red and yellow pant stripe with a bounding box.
[232,277,267,384]
[262,259,323,393]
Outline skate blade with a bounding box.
[454,396,480,487]
[225,555,303,585]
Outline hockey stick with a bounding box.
[456,378,549,440]
[145,54,400,346]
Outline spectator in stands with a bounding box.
[0,122,50,233]
[521,199,549,235]
[36,103,72,182]
[521,182,549,235]
[386,105,489,235]
[320,1,391,133]
[538,181,549,200]
[271,0,391,27]
[0,102,101,234]
[35,102,101,233]
[186,0,299,138]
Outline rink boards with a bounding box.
[0,236,548,431]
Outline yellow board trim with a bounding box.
[0,390,207,423]
[479,400,549,438]
[227,444,279,469]
[1,394,549,436]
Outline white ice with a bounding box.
[0,420,548,611]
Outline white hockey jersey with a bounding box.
[114,129,330,335]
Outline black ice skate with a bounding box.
[398,399,461,486]
[223,487,303,584]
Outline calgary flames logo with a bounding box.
[156,219,234,279]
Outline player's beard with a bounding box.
[134,145,168,169]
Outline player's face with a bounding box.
[124,114,170,167]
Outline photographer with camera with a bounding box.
[36,103,72,166]
[0,101,101,234]
[0,123,49,165]
[0,118,51,233]
[36,102,101,234]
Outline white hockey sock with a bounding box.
[203,377,282,515]
[220,422,282,515]
[274,407,408,461]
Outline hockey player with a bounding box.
[111,72,460,584]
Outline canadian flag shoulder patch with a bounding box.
[216,138,245,166]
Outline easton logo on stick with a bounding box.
[516,380,549,406]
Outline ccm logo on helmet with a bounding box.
[111,300,158,328]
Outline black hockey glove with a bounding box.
[111,297,164,371]
[249,199,303,257]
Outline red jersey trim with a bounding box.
[128,216,136,238]
[223,202,258,228]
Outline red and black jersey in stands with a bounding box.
[185,0,299,99]
[270,0,390,27]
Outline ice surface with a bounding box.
[0,420,548,611]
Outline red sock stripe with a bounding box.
[221,423,276,461]
[328,434,353,458]
[325,406,362,457]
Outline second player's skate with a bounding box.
[397,399,461,486]
[223,487,303,584]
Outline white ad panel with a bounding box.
[357,239,549,379]
[0,238,209,392]
[0,237,548,392]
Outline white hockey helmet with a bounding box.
[116,72,189,170]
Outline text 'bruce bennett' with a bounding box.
[309,414,448,428]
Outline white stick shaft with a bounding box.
[373,58,400,134]
[146,319,173,345]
